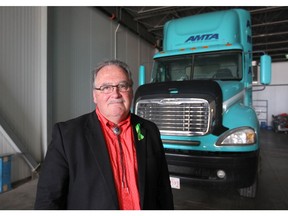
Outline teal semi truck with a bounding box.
[133,9,271,198]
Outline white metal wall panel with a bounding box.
[49,7,155,127]
[0,7,47,182]
[0,127,15,154]
[49,7,93,124]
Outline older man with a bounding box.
[34,59,174,210]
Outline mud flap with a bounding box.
[238,177,257,198]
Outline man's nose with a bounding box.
[111,86,121,96]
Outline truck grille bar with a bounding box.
[135,98,212,136]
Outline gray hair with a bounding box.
[92,59,133,88]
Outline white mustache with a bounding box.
[108,99,125,104]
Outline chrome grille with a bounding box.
[135,98,212,136]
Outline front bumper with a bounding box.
[165,149,259,188]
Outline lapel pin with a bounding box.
[135,123,144,141]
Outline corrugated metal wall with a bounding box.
[48,7,155,125]
[0,7,47,182]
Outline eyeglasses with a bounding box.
[94,82,132,94]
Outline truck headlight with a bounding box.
[216,127,256,146]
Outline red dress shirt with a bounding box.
[96,108,140,210]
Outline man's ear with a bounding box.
[92,90,97,104]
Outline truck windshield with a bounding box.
[151,51,242,82]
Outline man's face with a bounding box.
[93,65,133,124]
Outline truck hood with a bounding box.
[134,80,228,136]
[216,81,244,102]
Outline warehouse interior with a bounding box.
[1,6,288,210]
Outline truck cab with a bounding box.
[133,9,271,198]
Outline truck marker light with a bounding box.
[179,48,185,51]
[169,90,178,94]
[190,47,196,50]
[246,132,255,143]
[225,43,232,46]
[202,46,209,48]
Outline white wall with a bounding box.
[0,7,47,182]
[253,62,288,126]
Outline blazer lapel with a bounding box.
[85,112,118,208]
[131,115,147,209]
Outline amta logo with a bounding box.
[185,33,219,43]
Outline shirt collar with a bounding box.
[96,108,131,130]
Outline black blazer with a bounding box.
[34,111,174,210]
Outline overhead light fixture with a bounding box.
[285,54,288,59]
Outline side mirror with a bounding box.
[139,65,146,86]
[260,54,271,85]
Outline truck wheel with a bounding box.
[238,178,257,198]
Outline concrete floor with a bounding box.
[0,128,287,210]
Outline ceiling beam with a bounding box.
[256,47,288,52]
[254,40,288,47]
[249,6,285,14]
[253,19,288,27]
[136,6,175,15]
[134,7,196,21]
[253,31,288,38]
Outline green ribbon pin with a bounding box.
[135,123,144,141]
